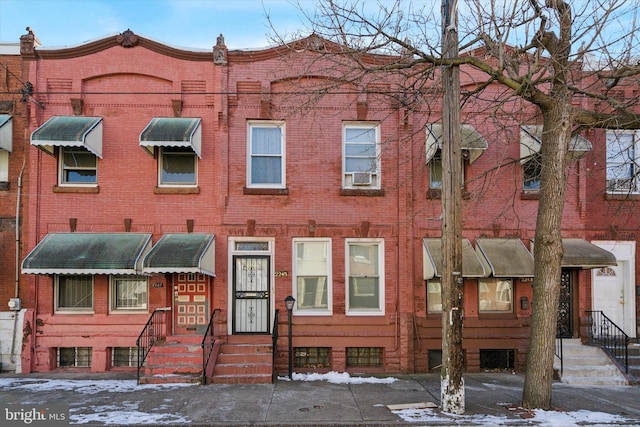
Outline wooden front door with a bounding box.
[173,273,209,335]
[233,255,270,334]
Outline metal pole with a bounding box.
[288,307,293,379]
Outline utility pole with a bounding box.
[440,0,465,414]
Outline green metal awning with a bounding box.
[520,125,592,163]
[561,239,617,268]
[22,233,152,275]
[143,233,215,276]
[139,117,202,158]
[426,123,488,164]
[423,238,491,280]
[475,238,535,278]
[31,116,103,157]
[0,115,12,152]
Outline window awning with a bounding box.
[423,238,491,280]
[520,125,592,163]
[142,233,215,276]
[426,123,488,164]
[0,115,12,152]
[31,116,103,158]
[561,239,617,268]
[139,117,202,158]
[22,233,152,275]
[475,238,535,278]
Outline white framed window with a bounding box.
[428,150,465,190]
[0,150,8,183]
[426,279,442,313]
[522,153,541,191]
[343,122,380,189]
[58,347,92,367]
[112,347,139,367]
[59,147,97,185]
[293,238,332,315]
[110,275,148,312]
[247,121,285,188]
[606,130,640,193]
[346,238,384,315]
[479,278,513,313]
[159,147,197,186]
[55,275,93,313]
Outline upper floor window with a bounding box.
[346,238,384,315]
[343,122,380,189]
[247,121,285,188]
[56,275,93,313]
[293,238,332,315]
[0,114,12,186]
[59,147,98,185]
[426,279,442,313]
[0,150,8,184]
[606,130,640,193]
[522,152,541,191]
[159,147,197,186]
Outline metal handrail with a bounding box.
[555,333,563,376]
[586,310,630,374]
[272,309,279,383]
[201,308,222,384]
[136,307,170,384]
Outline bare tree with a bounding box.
[269,0,640,411]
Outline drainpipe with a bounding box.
[10,158,25,365]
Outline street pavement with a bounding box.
[1,371,640,426]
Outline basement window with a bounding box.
[112,347,139,367]
[480,349,514,371]
[295,347,331,369]
[58,347,92,368]
[428,349,442,372]
[346,347,382,368]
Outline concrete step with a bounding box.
[139,339,204,385]
[555,339,628,386]
[209,336,274,384]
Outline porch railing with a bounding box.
[201,308,222,384]
[271,309,279,383]
[136,307,170,384]
[555,332,563,376]
[585,310,630,374]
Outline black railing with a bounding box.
[555,333,563,376]
[201,308,222,385]
[272,309,279,383]
[586,310,630,374]
[136,307,170,384]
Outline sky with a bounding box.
[0,372,634,425]
[0,0,314,50]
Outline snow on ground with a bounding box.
[0,377,194,394]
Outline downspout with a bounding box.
[10,157,25,364]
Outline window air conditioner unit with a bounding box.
[352,172,372,186]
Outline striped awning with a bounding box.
[22,233,152,275]
[520,125,592,163]
[423,238,491,280]
[139,117,202,158]
[31,116,103,157]
[143,233,215,276]
[426,124,488,164]
[475,238,535,278]
[0,115,12,152]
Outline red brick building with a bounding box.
[14,29,634,381]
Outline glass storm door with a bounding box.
[233,256,270,333]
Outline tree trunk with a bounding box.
[440,0,465,414]
[522,101,572,409]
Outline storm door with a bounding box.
[557,269,573,338]
[233,255,270,333]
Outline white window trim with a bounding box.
[158,147,198,187]
[109,275,149,313]
[345,238,385,316]
[55,275,94,314]
[57,146,98,187]
[606,130,640,194]
[342,122,381,189]
[246,120,286,189]
[292,238,332,316]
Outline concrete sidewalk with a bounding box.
[1,371,639,426]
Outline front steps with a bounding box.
[138,334,274,385]
[211,335,273,384]
[554,338,628,385]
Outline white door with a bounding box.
[592,241,636,338]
